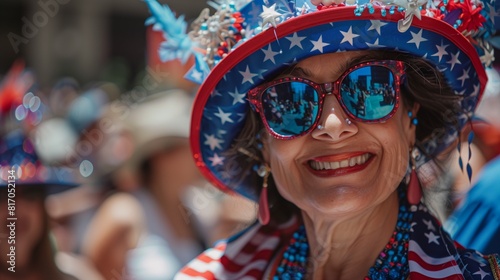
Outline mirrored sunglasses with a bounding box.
[248,60,405,139]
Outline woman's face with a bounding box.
[261,51,417,217]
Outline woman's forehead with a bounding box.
[293,51,376,79]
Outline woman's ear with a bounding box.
[405,102,420,146]
[411,102,421,118]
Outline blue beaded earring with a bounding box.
[408,111,418,126]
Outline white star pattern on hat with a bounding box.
[228,88,246,105]
[214,107,234,125]
[239,66,258,85]
[286,32,306,49]
[431,42,449,62]
[407,29,427,49]
[310,35,330,53]
[367,20,388,35]
[204,134,224,151]
[208,153,225,166]
[447,51,462,71]
[457,68,470,87]
[262,45,280,64]
[340,26,359,45]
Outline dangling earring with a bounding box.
[238,147,272,225]
[407,149,422,205]
[408,111,418,126]
[255,164,271,225]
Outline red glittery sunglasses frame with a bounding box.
[248,60,405,140]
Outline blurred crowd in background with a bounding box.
[0,0,500,280]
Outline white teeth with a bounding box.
[310,154,370,171]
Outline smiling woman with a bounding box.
[144,0,500,279]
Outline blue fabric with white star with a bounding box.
[199,12,484,200]
[411,203,499,280]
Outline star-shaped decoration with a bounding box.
[447,51,462,71]
[471,83,481,98]
[286,32,306,49]
[340,26,360,46]
[214,107,233,125]
[204,134,224,151]
[228,88,246,105]
[236,112,246,123]
[367,20,388,35]
[190,69,202,82]
[488,4,498,25]
[260,3,281,29]
[480,47,495,67]
[248,1,262,20]
[457,69,470,87]
[431,42,449,63]
[217,129,227,138]
[423,219,436,231]
[310,35,330,53]
[473,268,490,280]
[366,38,386,48]
[239,65,258,85]
[410,222,417,232]
[208,153,225,166]
[262,45,280,64]
[407,29,427,49]
[211,89,222,97]
[424,231,440,245]
[454,89,466,96]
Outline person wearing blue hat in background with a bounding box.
[444,64,500,255]
[0,63,82,280]
[144,0,500,279]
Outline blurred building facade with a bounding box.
[1,0,206,90]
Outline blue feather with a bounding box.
[144,0,195,63]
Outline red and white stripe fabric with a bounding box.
[175,206,500,280]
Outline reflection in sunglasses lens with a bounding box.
[340,66,396,121]
[261,65,397,137]
[262,82,320,137]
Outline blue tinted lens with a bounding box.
[261,81,320,136]
[340,66,396,120]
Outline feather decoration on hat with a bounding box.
[144,0,194,64]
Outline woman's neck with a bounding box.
[302,191,400,280]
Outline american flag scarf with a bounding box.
[175,204,500,280]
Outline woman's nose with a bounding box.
[311,95,358,141]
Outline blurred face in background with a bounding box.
[143,138,202,200]
[0,187,45,270]
[147,139,203,198]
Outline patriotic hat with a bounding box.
[0,62,79,193]
[146,0,499,200]
[0,130,79,194]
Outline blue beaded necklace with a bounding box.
[273,188,413,280]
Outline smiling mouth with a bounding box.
[308,153,372,171]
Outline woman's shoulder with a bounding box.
[174,217,299,279]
